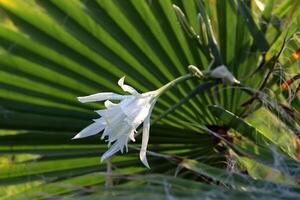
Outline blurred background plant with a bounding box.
[0,0,299,199]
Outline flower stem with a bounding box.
[154,73,194,98]
[105,158,113,187]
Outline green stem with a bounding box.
[135,73,196,138]
[154,74,194,98]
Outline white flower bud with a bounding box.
[210,65,240,85]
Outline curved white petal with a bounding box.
[118,76,139,95]
[104,122,131,144]
[97,103,121,118]
[78,92,125,103]
[95,109,107,117]
[139,100,157,168]
[104,100,117,108]
[72,120,106,139]
[100,141,122,162]
[121,96,153,125]
[129,130,136,142]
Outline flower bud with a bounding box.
[210,65,240,85]
[173,4,197,38]
[188,65,203,79]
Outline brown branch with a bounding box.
[241,38,286,108]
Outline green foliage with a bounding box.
[0,0,299,199]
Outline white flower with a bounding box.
[210,65,240,84]
[73,77,157,168]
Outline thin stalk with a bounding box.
[154,74,194,98]
[105,158,113,187]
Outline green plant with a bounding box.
[0,0,299,199]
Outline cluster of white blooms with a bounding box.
[73,65,239,168]
[73,77,157,168]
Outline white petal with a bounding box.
[103,122,125,142]
[118,76,139,95]
[72,120,106,139]
[140,118,150,168]
[96,103,120,117]
[95,109,106,116]
[121,96,153,125]
[102,107,127,128]
[132,104,151,126]
[100,141,121,162]
[104,100,118,108]
[139,99,156,168]
[129,130,136,142]
[78,92,125,103]
[92,118,106,123]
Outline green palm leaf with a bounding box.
[0,0,299,199]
